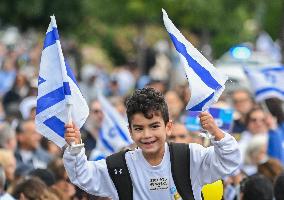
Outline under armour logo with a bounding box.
[114,168,123,175]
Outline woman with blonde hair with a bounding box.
[0,149,16,188]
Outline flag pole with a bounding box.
[50,15,82,148]
[67,103,75,146]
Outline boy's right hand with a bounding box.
[64,123,81,145]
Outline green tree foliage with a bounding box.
[85,0,255,61]
[0,0,86,33]
[0,0,282,63]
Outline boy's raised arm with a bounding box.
[190,112,240,188]
[199,112,225,141]
[63,124,118,199]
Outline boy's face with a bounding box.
[129,112,172,157]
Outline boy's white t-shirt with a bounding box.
[63,133,240,200]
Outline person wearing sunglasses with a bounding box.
[239,107,284,175]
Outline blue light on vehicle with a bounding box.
[229,45,252,60]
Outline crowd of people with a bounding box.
[0,27,284,200]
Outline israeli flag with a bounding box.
[35,16,89,148]
[90,94,132,160]
[162,9,227,111]
[244,66,284,102]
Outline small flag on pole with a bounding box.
[244,66,284,102]
[35,16,89,148]
[90,94,132,160]
[162,9,227,111]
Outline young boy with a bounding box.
[63,88,240,200]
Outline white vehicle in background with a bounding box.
[214,45,282,92]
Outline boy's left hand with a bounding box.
[199,112,224,141]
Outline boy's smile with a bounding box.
[129,112,172,165]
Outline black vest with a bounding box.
[106,143,196,200]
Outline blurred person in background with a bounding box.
[173,83,191,110]
[0,164,15,200]
[258,158,283,183]
[109,96,127,119]
[48,158,76,200]
[27,168,65,199]
[0,122,17,151]
[19,96,36,120]
[11,177,59,200]
[2,72,31,124]
[15,119,52,169]
[0,58,16,97]
[79,64,109,103]
[167,122,193,143]
[239,174,273,200]
[41,138,62,158]
[27,42,41,70]
[105,76,121,97]
[167,122,203,145]
[0,101,5,122]
[165,90,185,121]
[111,66,136,96]
[230,89,255,137]
[274,173,284,200]
[242,135,269,175]
[79,65,100,103]
[135,74,151,89]
[239,107,284,168]
[264,97,284,163]
[149,44,171,83]
[0,149,16,190]
[3,73,30,112]
[145,79,168,94]
[0,42,7,64]
[265,97,284,127]
[74,187,111,200]
[81,99,103,157]
[28,168,56,187]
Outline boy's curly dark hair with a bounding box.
[126,88,169,126]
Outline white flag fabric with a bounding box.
[90,94,132,160]
[162,9,227,111]
[244,66,284,102]
[35,16,89,148]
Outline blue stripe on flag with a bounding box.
[65,61,79,87]
[114,124,130,143]
[169,33,221,90]
[36,86,65,114]
[190,92,215,111]
[43,116,65,138]
[94,155,105,161]
[38,76,46,86]
[99,129,115,152]
[256,87,284,96]
[63,82,71,95]
[261,67,284,73]
[43,28,59,49]
[105,109,131,143]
